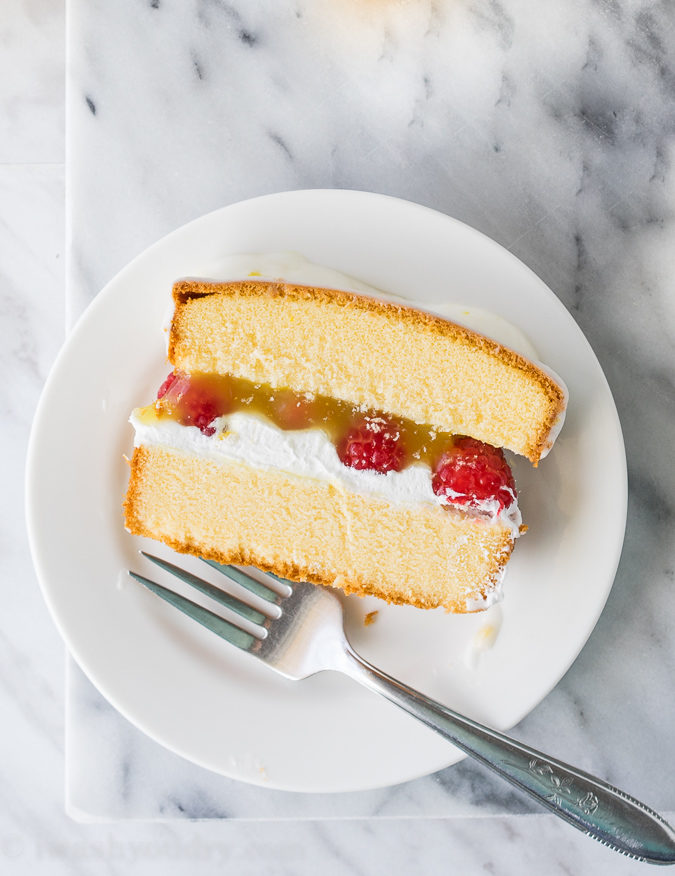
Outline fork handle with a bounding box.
[341,646,675,865]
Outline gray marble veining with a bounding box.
[3,0,674,872]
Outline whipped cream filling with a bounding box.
[130,410,523,539]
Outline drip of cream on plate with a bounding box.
[464,604,504,668]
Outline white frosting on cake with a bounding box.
[464,605,504,663]
[463,581,506,613]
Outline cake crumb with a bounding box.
[364,610,379,626]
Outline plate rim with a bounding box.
[26,188,628,792]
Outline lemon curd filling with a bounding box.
[142,370,462,469]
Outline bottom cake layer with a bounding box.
[124,445,516,612]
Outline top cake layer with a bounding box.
[169,279,566,463]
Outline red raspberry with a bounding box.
[178,391,222,435]
[156,371,232,436]
[432,436,516,513]
[156,371,179,399]
[156,370,190,404]
[336,415,406,473]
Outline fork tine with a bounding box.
[200,558,292,603]
[129,571,259,651]
[140,552,269,624]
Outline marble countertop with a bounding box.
[5,0,674,872]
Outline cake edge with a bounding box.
[169,278,567,465]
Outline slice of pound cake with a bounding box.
[124,278,567,612]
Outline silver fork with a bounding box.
[130,552,675,866]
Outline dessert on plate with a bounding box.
[124,274,567,612]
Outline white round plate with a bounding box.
[27,190,626,793]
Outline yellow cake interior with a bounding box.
[125,445,515,613]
